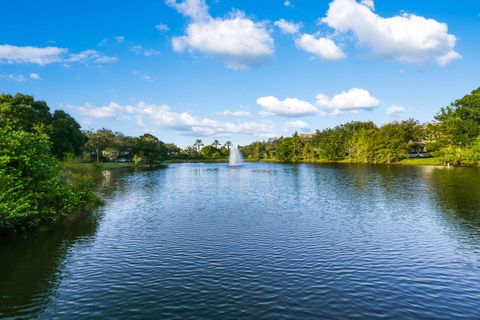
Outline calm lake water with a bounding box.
[2,163,480,319]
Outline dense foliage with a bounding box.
[0,126,96,230]
[0,94,99,232]
[164,139,233,161]
[0,94,167,233]
[435,88,480,146]
[83,129,168,164]
[0,94,85,159]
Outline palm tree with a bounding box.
[193,139,204,151]
[212,139,221,149]
[224,141,233,150]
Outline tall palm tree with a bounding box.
[224,141,233,150]
[193,139,204,151]
[212,139,221,149]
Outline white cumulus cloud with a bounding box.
[0,45,66,65]
[30,73,41,80]
[66,101,275,137]
[258,88,380,117]
[166,0,210,22]
[386,105,406,117]
[316,88,380,112]
[295,33,345,60]
[69,102,125,118]
[285,120,310,132]
[322,0,460,65]
[274,19,302,34]
[167,0,274,70]
[257,96,319,117]
[0,44,117,65]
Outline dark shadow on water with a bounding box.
[0,212,100,319]
[421,167,480,246]
[425,167,480,222]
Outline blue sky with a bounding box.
[1,0,479,147]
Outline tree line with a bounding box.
[240,87,480,166]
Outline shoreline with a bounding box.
[66,157,479,172]
[257,157,445,166]
[67,162,168,170]
[165,157,479,168]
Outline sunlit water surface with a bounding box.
[2,163,480,319]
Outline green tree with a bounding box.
[276,137,294,162]
[302,143,315,161]
[133,133,168,165]
[0,94,89,160]
[50,110,86,159]
[200,145,218,159]
[84,129,116,162]
[182,145,200,159]
[193,139,204,151]
[0,93,52,133]
[374,123,410,163]
[166,143,182,159]
[435,87,480,146]
[0,126,96,229]
[212,139,221,149]
[348,128,377,163]
[314,121,377,160]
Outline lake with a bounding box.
[2,163,480,319]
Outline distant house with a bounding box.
[407,141,429,158]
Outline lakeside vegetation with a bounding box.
[239,88,480,166]
[0,94,170,235]
[0,94,96,235]
[1,87,479,233]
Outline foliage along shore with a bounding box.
[1,86,480,234]
[239,88,480,167]
[0,94,171,236]
[250,157,444,166]
[165,157,445,166]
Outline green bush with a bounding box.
[0,126,98,230]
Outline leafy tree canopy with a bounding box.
[51,110,86,159]
[436,87,480,146]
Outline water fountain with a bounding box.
[229,146,243,166]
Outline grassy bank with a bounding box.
[249,157,447,166]
[73,157,451,168]
[397,157,443,166]
[166,157,448,166]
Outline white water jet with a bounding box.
[229,147,243,167]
